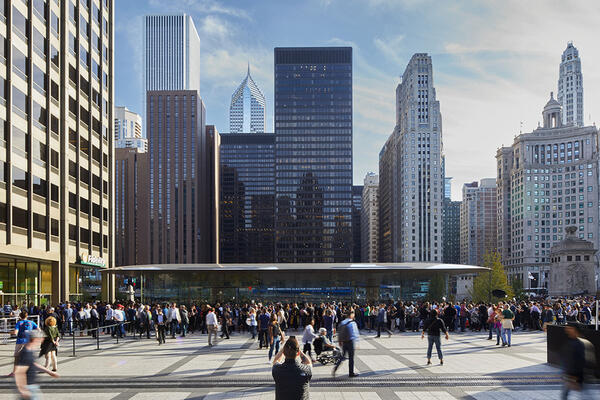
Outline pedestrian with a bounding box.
[323,309,335,343]
[501,304,515,347]
[39,316,60,372]
[180,305,189,337]
[421,309,449,365]
[14,330,60,399]
[154,308,166,345]
[140,305,153,339]
[167,303,181,339]
[302,318,318,362]
[493,307,504,346]
[10,311,39,377]
[561,324,596,399]
[206,307,218,346]
[268,313,285,362]
[375,303,392,338]
[258,308,271,349]
[248,307,258,339]
[220,307,231,339]
[272,337,312,400]
[333,310,360,377]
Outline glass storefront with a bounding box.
[113,269,450,304]
[69,265,103,301]
[0,257,54,306]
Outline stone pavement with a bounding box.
[0,328,597,399]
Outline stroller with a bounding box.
[313,336,342,365]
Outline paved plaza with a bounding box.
[0,329,598,399]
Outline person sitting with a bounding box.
[313,328,341,365]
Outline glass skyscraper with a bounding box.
[229,65,266,133]
[220,133,275,262]
[274,47,353,263]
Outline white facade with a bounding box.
[395,54,444,262]
[557,42,583,127]
[114,107,147,152]
[361,173,379,262]
[145,15,200,92]
[229,65,266,133]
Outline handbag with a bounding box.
[501,319,514,329]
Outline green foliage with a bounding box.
[427,274,446,301]
[470,251,514,303]
[511,276,525,300]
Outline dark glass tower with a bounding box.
[274,47,353,263]
[219,133,275,263]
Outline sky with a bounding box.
[114,0,600,201]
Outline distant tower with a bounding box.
[229,64,266,133]
[557,42,583,126]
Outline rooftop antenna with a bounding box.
[520,121,523,134]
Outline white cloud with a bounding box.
[373,34,405,65]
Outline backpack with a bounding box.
[338,320,355,342]
[17,320,32,340]
[272,323,281,337]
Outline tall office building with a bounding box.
[361,173,379,263]
[219,132,275,263]
[379,53,444,262]
[114,106,146,151]
[229,65,266,133]
[460,179,497,266]
[0,0,115,303]
[274,47,353,263]
[144,15,200,92]
[115,148,148,266]
[442,198,461,264]
[352,185,363,262]
[497,92,599,291]
[557,42,583,127]
[146,91,212,263]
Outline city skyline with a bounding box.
[115,1,600,200]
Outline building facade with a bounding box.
[0,0,115,304]
[442,198,461,264]
[144,15,200,92]
[229,65,266,134]
[274,47,353,263]
[219,132,275,263]
[146,91,213,263]
[114,106,146,151]
[115,148,148,266]
[352,185,362,262]
[361,173,379,263]
[497,93,599,292]
[379,53,444,262]
[557,42,583,127]
[460,179,497,266]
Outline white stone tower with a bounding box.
[557,42,583,127]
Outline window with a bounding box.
[69,224,77,240]
[50,46,59,67]
[50,115,58,135]
[80,14,89,38]
[68,192,76,209]
[13,46,28,76]
[80,197,89,214]
[50,150,58,168]
[32,102,47,127]
[12,126,28,153]
[12,207,28,229]
[50,80,58,100]
[93,203,100,218]
[32,139,47,164]
[80,227,89,243]
[69,0,76,22]
[32,175,47,197]
[68,160,77,178]
[33,65,47,93]
[79,44,89,67]
[69,96,77,116]
[69,65,77,84]
[13,7,28,39]
[50,11,59,34]
[69,33,77,54]
[12,166,28,190]
[51,219,58,236]
[32,28,47,56]
[12,87,29,115]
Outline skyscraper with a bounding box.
[229,65,266,133]
[274,47,353,263]
[497,93,599,291]
[379,53,444,262]
[0,0,115,303]
[460,179,497,266]
[145,15,200,92]
[361,173,379,263]
[114,106,147,151]
[352,185,363,262]
[219,132,275,263]
[442,198,461,264]
[557,42,583,127]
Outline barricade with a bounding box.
[0,315,41,345]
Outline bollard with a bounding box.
[96,321,100,350]
[72,330,76,357]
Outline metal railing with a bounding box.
[67,321,138,356]
[0,315,41,345]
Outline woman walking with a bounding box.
[493,307,504,346]
[268,313,285,362]
[40,316,60,371]
[155,308,166,345]
[421,309,449,365]
[302,318,318,362]
[248,307,257,339]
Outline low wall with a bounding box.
[547,324,600,379]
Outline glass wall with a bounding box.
[69,265,102,301]
[0,257,53,306]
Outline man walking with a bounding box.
[14,331,59,398]
[375,304,392,338]
[333,310,360,377]
[167,303,181,339]
[206,307,218,346]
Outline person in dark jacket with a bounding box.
[421,309,449,365]
[562,324,596,399]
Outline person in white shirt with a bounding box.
[112,305,125,338]
[302,319,318,362]
[105,304,113,335]
[487,305,495,340]
[167,303,181,339]
[206,308,218,346]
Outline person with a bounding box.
[62,303,74,336]
[501,304,515,347]
[561,324,596,399]
[375,304,392,338]
[322,309,335,342]
[272,337,312,400]
[39,316,60,372]
[268,313,285,362]
[258,308,271,349]
[113,305,126,338]
[301,319,318,362]
[493,307,504,346]
[333,310,360,377]
[139,305,153,339]
[220,307,231,339]
[180,305,189,337]
[206,307,218,346]
[248,307,258,339]
[14,330,60,399]
[90,305,100,338]
[421,309,449,365]
[167,303,181,339]
[154,307,166,345]
[10,311,39,377]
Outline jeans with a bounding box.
[250,325,257,339]
[326,329,333,343]
[460,317,466,332]
[170,321,178,338]
[24,384,41,400]
[259,329,268,348]
[334,340,355,375]
[562,381,595,399]
[501,327,512,346]
[269,336,281,360]
[156,324,166,344]
[427,335,443,360]
[181,322,188,337]
[495,326,503,345]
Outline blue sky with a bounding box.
[115,0,600,200]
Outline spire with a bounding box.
[247,61,250,77]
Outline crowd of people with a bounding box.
[2,296,597,399]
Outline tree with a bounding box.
[511,276,525,300]
[427,274,446,301]
[470,251,514,303]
